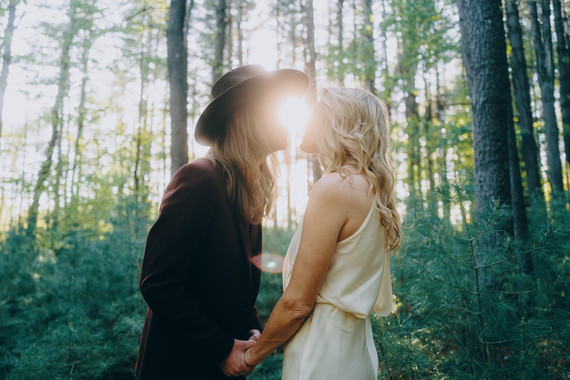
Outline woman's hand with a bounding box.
[248,329,261,343]
[244,346,258,369]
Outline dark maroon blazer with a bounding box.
[135,158,263,380]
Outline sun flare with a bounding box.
[277,96,312,138]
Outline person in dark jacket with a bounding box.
[135,65,308,379]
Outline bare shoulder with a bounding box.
[311,172,369,204]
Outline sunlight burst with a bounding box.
[277,96,312,138]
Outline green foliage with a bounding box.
[374,185,570,379]
[0,195,151,379]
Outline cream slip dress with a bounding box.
[281,204,392,380]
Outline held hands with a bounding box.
[219,330,261,377]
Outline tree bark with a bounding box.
[530,0,565,194]
[303,0,322,183]
[552,0,570,166]
[70,38,91,205]
[212,0,227,84]
[362,0,375,93]
[236,0,244,66]
[506,0,545,210]
[435,65,451,222]
[456,0,512,214]
[0,0,18,145]
[507,99,530,242]
[337,0,345,81]
[27,2,78,235]
[167,0,189,176]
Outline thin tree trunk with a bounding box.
[237,0,244,66]
[362,0,375,93]
[134,10,148,193]
[553,0,570,166]
[337,0,344,81]
[303,0,322,183]
[167,0,189,175]
[435,65,451,222]
[380,0,393,118]
[183,0,195,48]
[71,27,94,207]
[226,0,233,66]
[0,0,18,145]
[507,99,532,263]
[213,0,227,84]
[530,0,565,194]
[403,68,420,203]
[506,0,545,210]
[424,77,437,214]
[27,3,78,236]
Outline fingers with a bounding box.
[219,338,258,377]
[248,329,261,343]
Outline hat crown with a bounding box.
[211,64,268,98]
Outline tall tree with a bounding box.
[303,0,322,183]
[506,0,544,209]
[362,0,375,93]
[552,0,570,166]
[507,99,530,242]
[27,0,79,235]
[0,0,19,144]
[212,0,227,84]
[167,0,189,175]
[456,0,512,214]
[530,0,565,194]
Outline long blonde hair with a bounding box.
[314,86,401,251]
[208,103,278,225]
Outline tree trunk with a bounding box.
[337,0,345,81]
[506,0,545,210]
[435,65,451,222]
[71,37,92,205]
[213,0,227,84]
[507,100,532,268]
[553,0,570,166]
[424,79,437,214]
[303,0,322,184]
[456,0,512,215]
[507,98,530,241]
[362,0,375,93]
[0,0,18,145]
[402,61,420,204]
[167,0,189,176]
[27,3,78,236]
[530,0,565,194]
[237,0,244,66]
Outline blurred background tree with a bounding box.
[0,0,568,379]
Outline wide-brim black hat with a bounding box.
[195,64,309,146]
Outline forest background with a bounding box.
[0,0,569,379]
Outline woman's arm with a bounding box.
[244,175,350,366]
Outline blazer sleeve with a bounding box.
[139,163,234,364]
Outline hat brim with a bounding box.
[195,69,309,146]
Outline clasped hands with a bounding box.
[219,329,261,377]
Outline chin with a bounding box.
[300,139,316,154]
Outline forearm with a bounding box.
[246,297,312,365]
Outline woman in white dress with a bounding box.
[243,86,401,379]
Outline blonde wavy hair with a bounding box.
[314,86,401,251]
[208,103,278,225]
